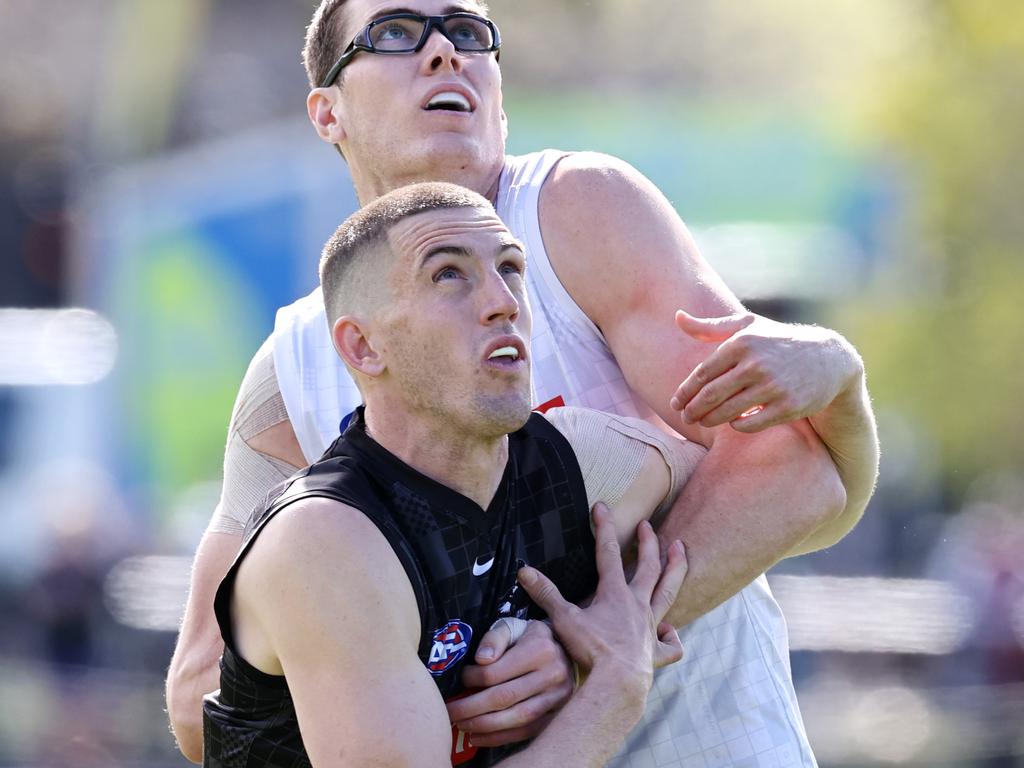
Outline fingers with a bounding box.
[729,405,783,433]
[670,343,744,415]
[626,520,662,599]
[688,384,764,428]
[674,309,754,343]
[671,311,761,418]
[449,672,569,738]
[449,668,563,724]
[590,502,626,589]
[474,618,530,664]
[458,713,557,749]
[517,566,570,622]
[462,622,566,690]
[648,540,687,625]
[653,621,684,668]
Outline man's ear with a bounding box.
[332,315,385,377]
[307,88,348,146]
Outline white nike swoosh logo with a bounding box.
[472,556,495,576]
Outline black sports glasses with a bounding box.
[320,12,501,87]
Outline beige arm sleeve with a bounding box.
[542,407,706,524]
[206,338,301,536]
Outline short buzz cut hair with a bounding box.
[319,182,495,324]
[302,0,492,89]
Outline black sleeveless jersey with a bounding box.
[202,409,597,768]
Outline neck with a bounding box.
[362,402,509,510]
[350,157,504,207]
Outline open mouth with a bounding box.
[487,346,520,362]
[424,91,473,113]
[484,339,527,371]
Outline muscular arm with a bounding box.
[235,499,665,768]
[670,310,879,555]
[166,529,241,762]
[801,358,878,552]
[165,341,305,762]
[451,408,700,739]
[540,152,863,627]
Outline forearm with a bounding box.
[498,659,649,767]
[657,422,845,628]
[166,640,221,763]
[166,530,240,763]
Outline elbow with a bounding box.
[770,423,851,553]
[754,422,847,531]
[174,723,204,765]
[813,443,848,524]
[819,470,848,532]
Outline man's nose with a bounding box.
[419,24,464,73]
[479,272,519,324]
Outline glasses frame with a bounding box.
[319,12,501,88]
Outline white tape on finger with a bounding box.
[489,617,529,645]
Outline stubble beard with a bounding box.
[469,385,533,438]
[408,374,532,443]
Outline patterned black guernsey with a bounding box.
[203,408,597,767]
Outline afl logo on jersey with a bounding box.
[427,620,473,676]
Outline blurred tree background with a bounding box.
[0,0,1022,765]
[844,0,1024,495]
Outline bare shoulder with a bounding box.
[234,497,420,655]
[538,151,740,326]
[542,151,649,204]
[240,497,411,594]
[538,152,659,258]
[228,501,448,766]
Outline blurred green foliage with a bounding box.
[844,0,1024,493]
[113,234,260,511]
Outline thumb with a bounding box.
[675,310,754,343]
[653,621,684,668]
[474,618,527,664]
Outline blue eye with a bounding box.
[443,17,493,50]
[451,23,483,43]
[370,20,418,48]
[434,266,461,282]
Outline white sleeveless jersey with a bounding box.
[273,150,817,767]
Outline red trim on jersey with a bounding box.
[447,689,480,764]
[534,395,565,414]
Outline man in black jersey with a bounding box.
[202,183,698,767]
[169,1,880,761]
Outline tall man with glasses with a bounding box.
[167,2,880,765]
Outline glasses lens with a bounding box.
[442,16,494,51]
[368,17,426,51]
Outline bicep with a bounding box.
[287,646,452,767]
[237,501,452,768]
[540,152,743,446]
